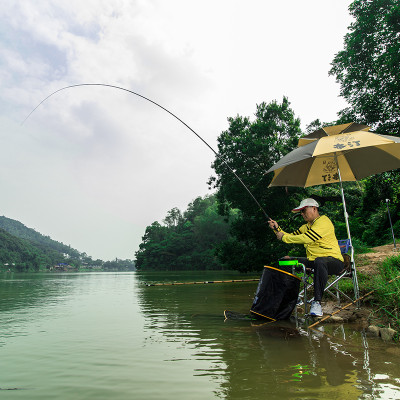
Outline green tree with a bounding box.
[184,197,212,223]
[209,97,304,272]
[163,208,183,229]
[350,172,400,246]
[135,222,169,270]
[135,195,235,271]
[329,0,400,135]
[103,259,135,271]
[329,0,400,245]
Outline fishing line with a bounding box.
[22,83,271,220]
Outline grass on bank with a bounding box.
[337,241,400,332]
[370,255,400,330]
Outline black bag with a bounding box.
[250,266,300,321]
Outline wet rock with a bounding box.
[368,325,380,337]
[380,327,397,342]
[367,325,397,341]
[329,316,344,323]
[348,314,358,323]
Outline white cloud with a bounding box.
[0,0,353,260]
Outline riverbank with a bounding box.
[310,243,400,341]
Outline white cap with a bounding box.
[292,198,319,213]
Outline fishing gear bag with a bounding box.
[250,265,301,321]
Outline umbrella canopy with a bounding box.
[297,122,370,147]
[267,130,400,188]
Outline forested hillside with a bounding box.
[0,216,97,271]
[0,227,66,271]
[0,216,81,259]
[0,216,136,272]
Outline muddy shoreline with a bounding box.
[300,244,400,342]
[300,300,398,342]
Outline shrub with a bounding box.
[372,255,400,329]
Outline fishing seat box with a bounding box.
[250,264,301,321]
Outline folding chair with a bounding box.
[281,238,360,316]
[326,239,360,306]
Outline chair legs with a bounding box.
[296,262,360,316]
[294,240,361,316]
[295,263,312,315]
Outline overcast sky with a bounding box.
[0,0,353,261]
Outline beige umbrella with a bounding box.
[268,130,400,188]
[267,128,400,238]
[267,124,400,304]
[297,122,370,147]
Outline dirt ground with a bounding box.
[312,244,400,327]
[356,243,400,276]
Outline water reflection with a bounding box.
[218,321,368,399]
[0,272,79,311]
[0,272,399,399]
[136,272,400,399]
[0,273,79,346]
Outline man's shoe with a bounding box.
[309,301,323,317]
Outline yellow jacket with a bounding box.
[278,215,343,262]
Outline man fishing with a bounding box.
[268,198,344,317]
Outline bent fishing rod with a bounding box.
[23,83,271,221]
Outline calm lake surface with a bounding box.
[1,271,400,399]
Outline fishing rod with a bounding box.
[22,83,271,221]
[145,278,259,286]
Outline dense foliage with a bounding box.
[349,172,400,247]
[328,0,400,245]
[102,259,136,271]
[208,97,306,271]
[329,0,400,135]
[134,195,235,271]
[0,216,83,271]
[0,228,58,272]
[373,255,400,330]
[0,216,82,259]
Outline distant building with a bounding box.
[52,263,76,272]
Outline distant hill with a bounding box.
[0,216,136,272]
[0,216,81,258]
[0,227,63,271]
[0,216,83,271]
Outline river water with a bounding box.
[0,271,400,399]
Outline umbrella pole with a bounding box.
[336,163,352,243]
[336,161,360,306]
[386,199,397,249]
